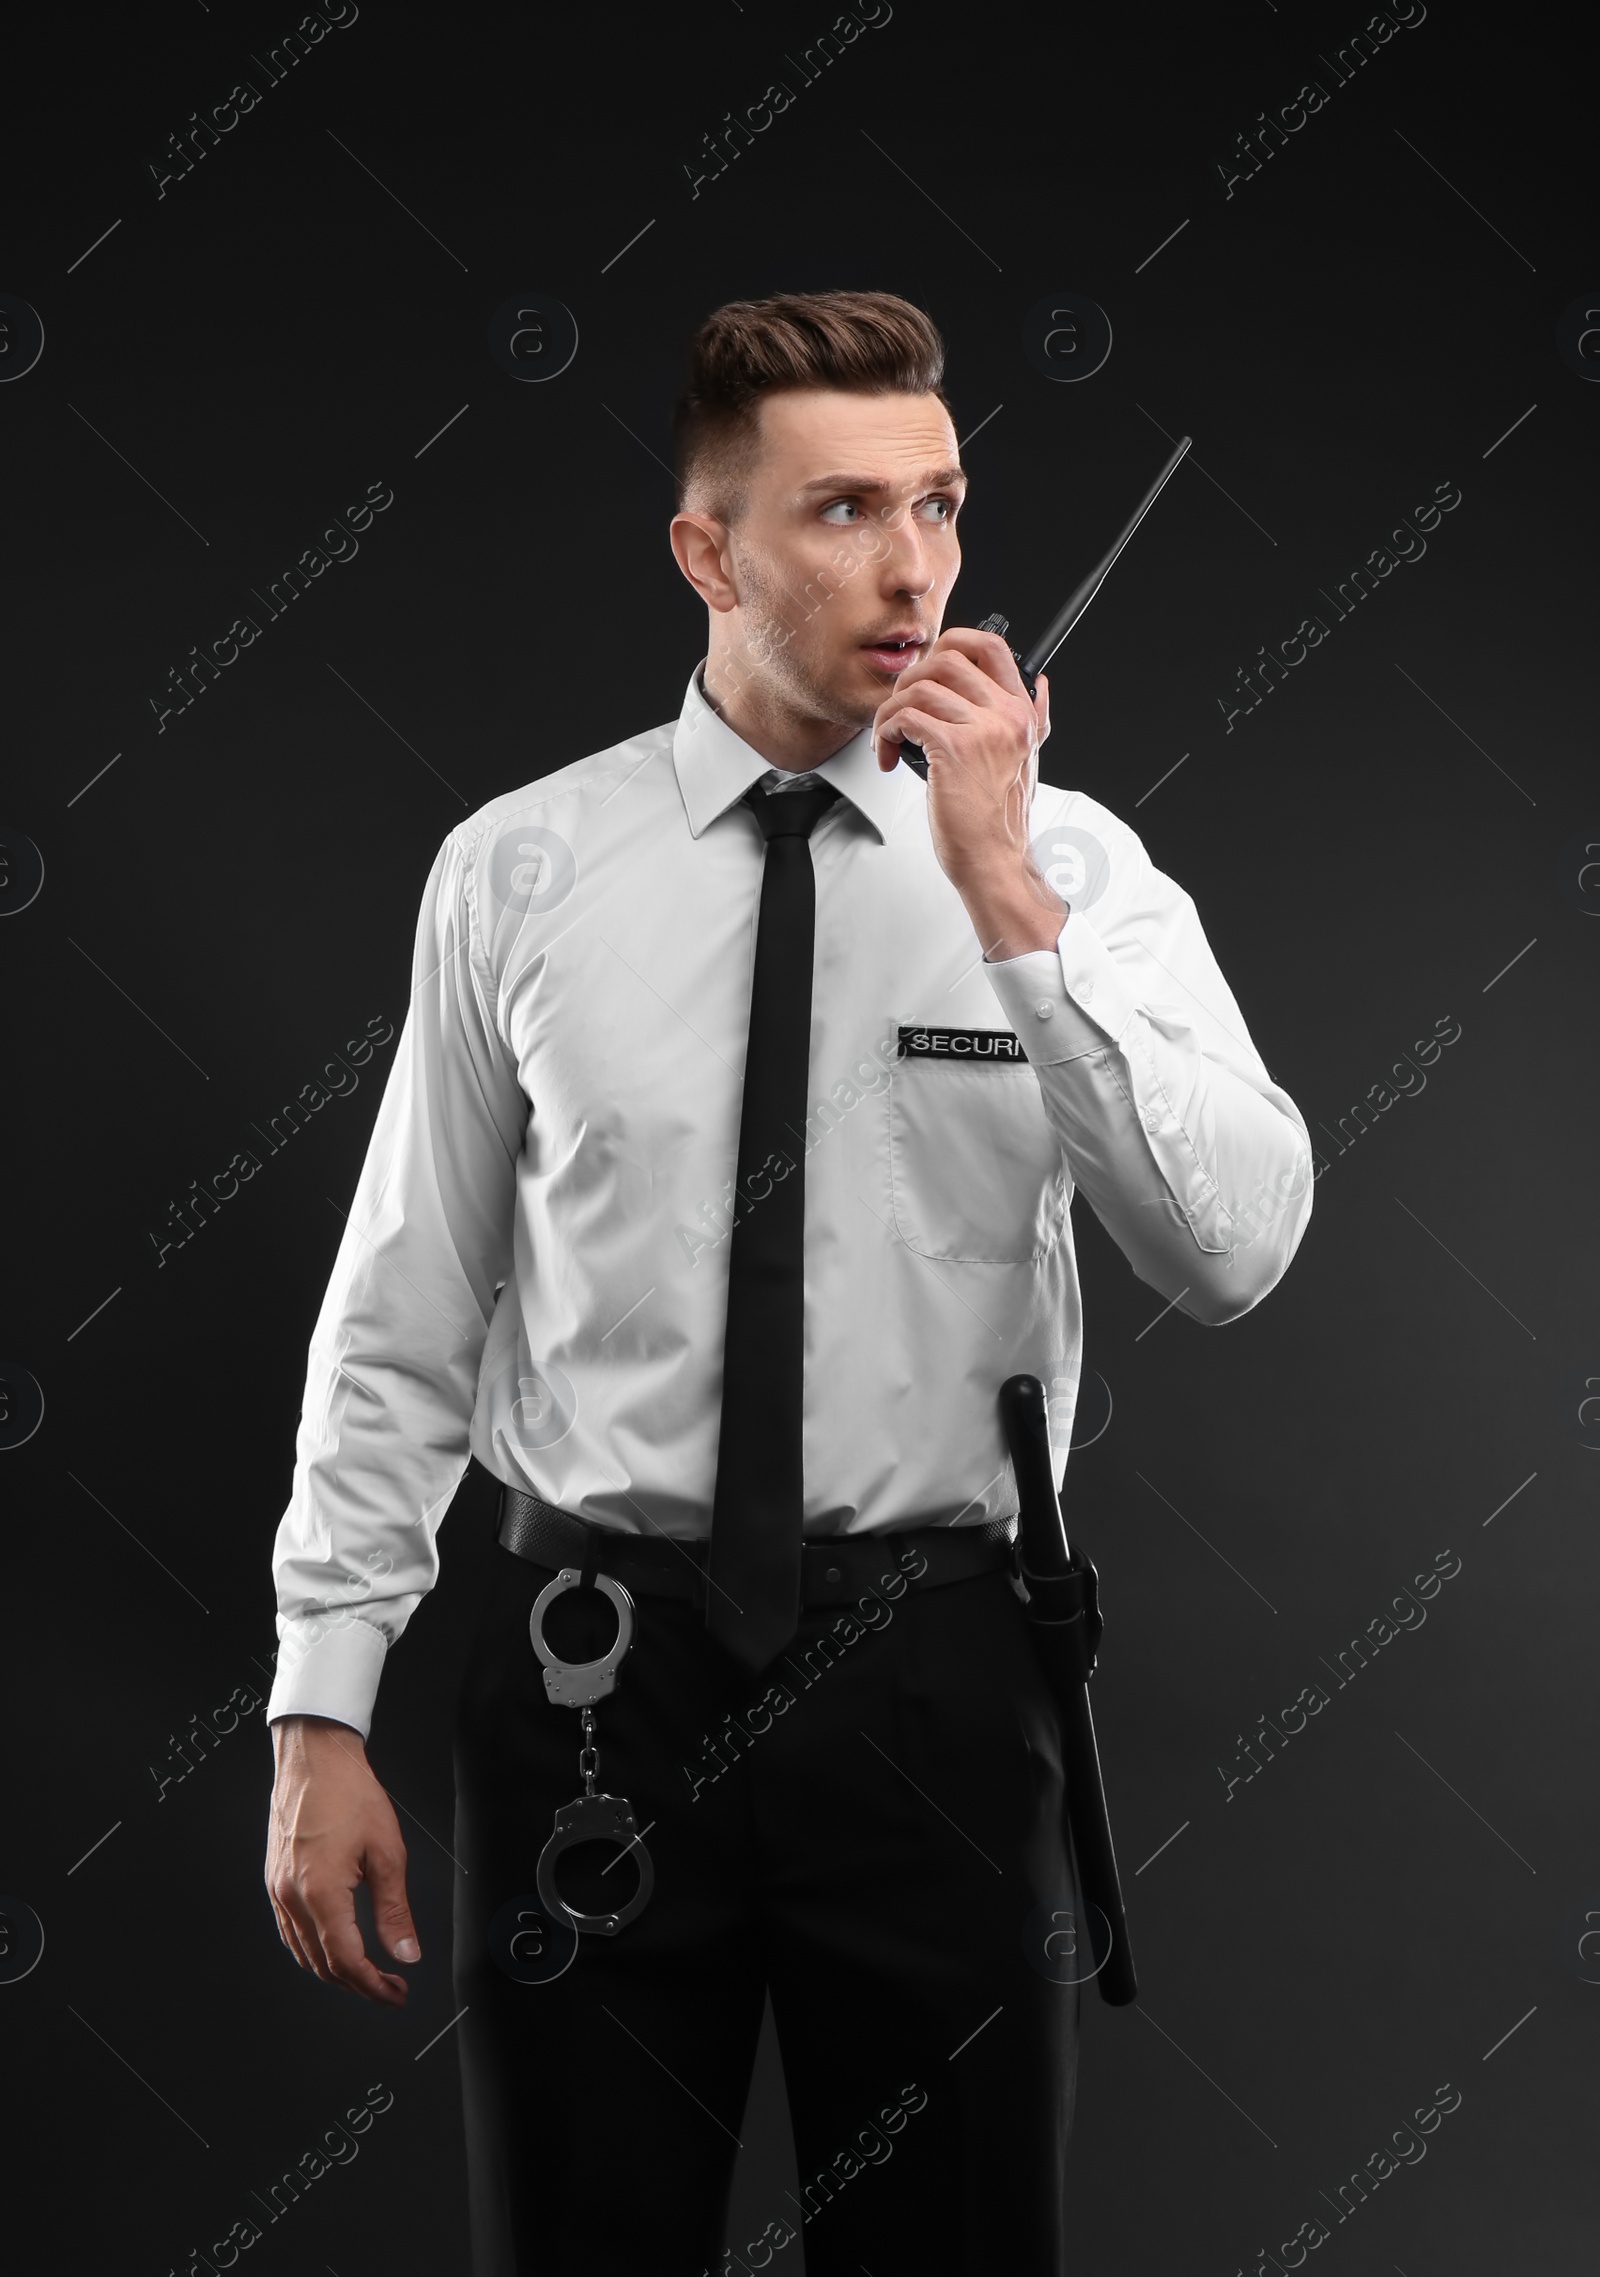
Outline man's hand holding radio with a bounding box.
[872,626,1067,962]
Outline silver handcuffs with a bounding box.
[528,1567,655,1937]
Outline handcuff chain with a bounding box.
[527,1567,655,1938]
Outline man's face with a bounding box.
[704,388,966,730]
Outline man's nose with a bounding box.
[879,510,936,596]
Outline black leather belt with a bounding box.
[497,1486,1018,1611]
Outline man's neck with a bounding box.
[699,659,862,773]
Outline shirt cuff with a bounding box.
[265,1612,390,1741]
[982,916,1138,1065]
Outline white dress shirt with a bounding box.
[267,664,1314,1736]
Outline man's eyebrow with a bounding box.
[796,464,967,497]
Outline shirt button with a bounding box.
[1142,1107,1161,1132]
[1078,981,1094,1005]
[824,1564,842,1583]
[1034,1000,1054,1020]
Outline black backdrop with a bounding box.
[3,3,1595,2270]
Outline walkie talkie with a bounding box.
[896,435,1192,779]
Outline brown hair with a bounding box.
[671,289,951,523]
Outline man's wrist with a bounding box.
[958,859,1068,963]
[271,1712,368,1763]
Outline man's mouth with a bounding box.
[859,632,925,673]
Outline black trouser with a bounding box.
[452,1541,1082,2275]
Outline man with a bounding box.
[265,289,1313,2274]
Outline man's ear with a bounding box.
[670,512,739,612]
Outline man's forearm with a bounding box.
[959,856,1069,964]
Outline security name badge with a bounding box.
[528,1568,655,1937]
[897,1025,1027,1063]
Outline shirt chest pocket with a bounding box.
[887,1056,1070,1263]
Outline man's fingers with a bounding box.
[904,645,1026,709]
[888,708,936,752]
[366,1839,421,1966]
[319,1903,409,2007]
[874,643,1036,760]
[878,681,972,739]
[271,1895,317,1976]
[266,1867,305,1960]
[876,697,977,775]
[270,1859,347,1985]
[273,1877,342,1985]
[923,626,1031,695]
[287,1874,408,2006]
[883,651,1022,727]
[886,711,992,787]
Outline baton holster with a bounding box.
[1002,1373,1138,2006]
[1014,1541,1102,1683]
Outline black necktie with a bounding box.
[705,774,842,1671]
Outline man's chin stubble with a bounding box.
[733,553,876,731]
[744,641,873,734]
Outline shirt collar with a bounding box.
[671,663,906,845]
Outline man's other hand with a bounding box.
[266,1713,419,2007]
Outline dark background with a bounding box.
[2,1,1595,2270]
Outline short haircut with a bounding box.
[671,289,952,524]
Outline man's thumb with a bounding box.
[368,1844,420,1963]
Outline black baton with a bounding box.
[1001,1373,1138,2005]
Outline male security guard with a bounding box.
[264,290,1313,2275]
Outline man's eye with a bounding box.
[819,495,957,527]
